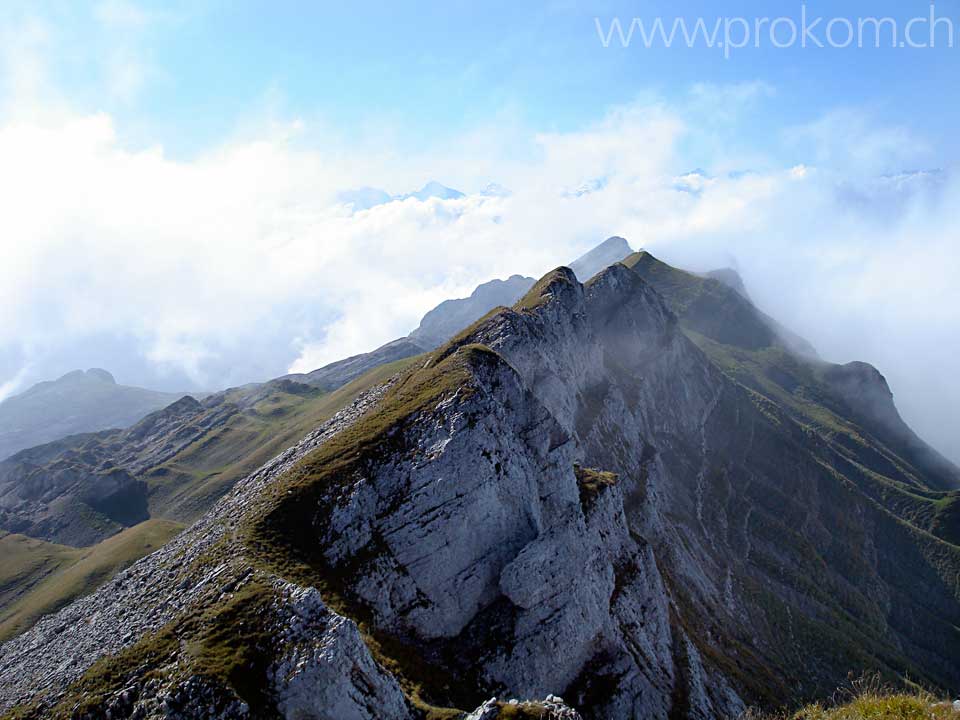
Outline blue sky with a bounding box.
[1,1,958,460]
[6,0,959,170]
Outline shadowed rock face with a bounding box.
[1,258,957,720]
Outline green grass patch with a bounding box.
[147,356,419,524]
[514,268,577,312]
[929,493,960,546]
[0,532,81,621]
[0,519,183,642]
[573,464,618,512]
[182,580,280,715]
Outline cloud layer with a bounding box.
[0,37,956,464]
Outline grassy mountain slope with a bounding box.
[624,251,959,496]
[0,532,81,613]
[144,358,418,525]
[0,359,418,548]
[0,519,183,642]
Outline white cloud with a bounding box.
[0,33,956,462]
[0,105,641,389]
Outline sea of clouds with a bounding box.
[1,26,956,462]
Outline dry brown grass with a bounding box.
[741,675,957,720]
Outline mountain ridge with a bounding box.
[284,236,638,389]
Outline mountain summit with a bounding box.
[568,235,633,281]
[0,370,187,461]
[401,180,465,202]
[337,181,466,211]
[1,251,956,720]
[409,274,535,349]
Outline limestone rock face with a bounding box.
[313,354,675,709]
[270,585,413,720]
[283,264,744,720]
[466,696,584,719]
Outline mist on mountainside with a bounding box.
[635,167,959,465]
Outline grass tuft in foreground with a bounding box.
[789,694,957,720]
[494,701,565,718]
[573,464,618,512]
[745,676,958,720]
